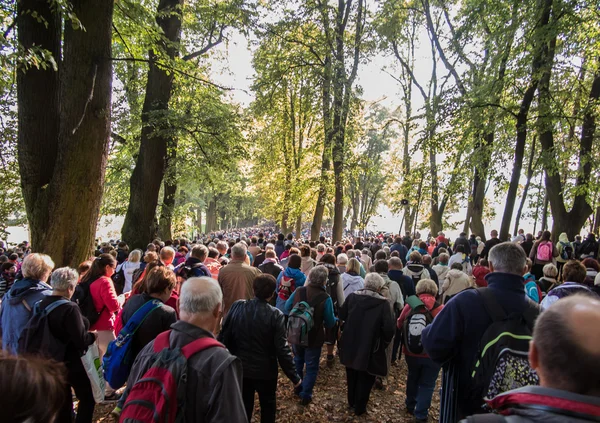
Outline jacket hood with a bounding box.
[5,278,52,304]
[406,264,425,274]
[446,268,469,280]
[321,263,340,276]
[284,266,304,278]
[559,233,569,243]
[343,273,364,287]
[352,288,388,310]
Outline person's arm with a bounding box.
[397,303,410,329]
[323,297,336,328]
[273,311,300,384]
[552,242,560,258]
[338,295,349,321]
[359,264,366,278]
[421,297,465,364]
[100,278,120,313]
[335,276,345,307]
[205,358,248,423]
[381,301,395,344]
[284,290,296,314]
[529,242,538,260]
[64,305,95,352]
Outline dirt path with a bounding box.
[93,350,441,422]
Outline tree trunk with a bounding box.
[158,144,177,241]
[17,0,114,267]
[205,198,217,234]
[541,193,549,231]
[196,206,203,234]
[121,0,184,250]
[469,133,491,241]
[593,205,600,235]
[514,137,537,236]
[295,215,302,238]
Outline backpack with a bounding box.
[278,274,296,301]
[72,279,103,327]
[175,262,205,281]
[287,288,329,347]
[470,288,539,409]
[112,267,126,295]
[461,255,470,273]
[119,330,224,423]
[103,299,163,389]
[536,241,552,262]
[18,299,70,360]
[560,241,573,260]
[410,270,423,287]
[402,295,440,355]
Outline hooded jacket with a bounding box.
[578,234,599,259]
[540,282,596,311]
[0,277,52,354]
[432,264,450,282]
[339,289,395,377]
[463,386,600,423]
[402,263,431,284]
[472,265,491,288]
[556,233,572,263]
[341,272,364,298]
[275,266,306,313]
[441,269,474,303]
[379,273,404,314]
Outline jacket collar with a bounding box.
[484,272,525,293]
[488,385,600,418]
[171,320,216,339]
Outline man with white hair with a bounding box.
[316,244,326,262]
[218,242,261,316]
[121,277,247,422]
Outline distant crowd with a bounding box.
[1,226,600,423]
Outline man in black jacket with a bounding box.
[480,230,503,259]
[219,274,301,423]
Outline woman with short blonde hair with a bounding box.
[21,253,54,281]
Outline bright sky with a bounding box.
[207,29,554,240]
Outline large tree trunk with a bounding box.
[17,0,113,267]
[205,198,217,234]
[121,0,184,250]
[295,215,302,238]
[469,133,491,241]
[196,206,203,234]
[158,144,177,241]
[538,19,597,239]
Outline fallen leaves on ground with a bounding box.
[93,348,441,422]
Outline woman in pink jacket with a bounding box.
[82,254,121,356]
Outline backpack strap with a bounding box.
[153,330,172,353]
[181,337,225,359]
[121,299,163,335]
[152,329,225,359]
[477,288,507,322]
[298,286,308,303]
[42,299,70,315]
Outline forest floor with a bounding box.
[93,348,441,422]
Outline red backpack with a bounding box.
[278,274,296,301]
[119,330,224,423]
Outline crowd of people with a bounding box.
[0,226,600,423]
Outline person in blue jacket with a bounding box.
[421,242,533,419]
[275,254,306,313]
[284,266,336,406]
[1,253,54,354]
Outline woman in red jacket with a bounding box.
[397,279,444,423]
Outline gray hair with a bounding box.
[180,277,223,315]
[347,250,356,259]
[308,266,328,286]
[415,279,438,296]
[488,242,525,275]
[353,249,361,258]
[216,241,228,252]
[50,267,79,291]
[364,273,384,291]
[337,253,348,265]
[317,243,326,253]
[231,242,247,260]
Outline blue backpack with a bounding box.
[103,299,163,389]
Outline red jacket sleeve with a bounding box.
[100,276,120,313]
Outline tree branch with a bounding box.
[182,23,225,61]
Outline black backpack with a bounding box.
[18,299,70,359]
[112,267,125,295]
[470,288,540,410]
[72,279,103,327]
[175,262,206,281]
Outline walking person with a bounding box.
[339,273,395,416]
[219,274,301,423]
[398,279,444,423]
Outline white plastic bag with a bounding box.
[81,341,105,403]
